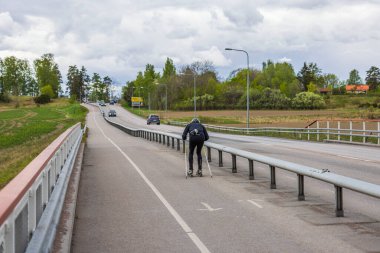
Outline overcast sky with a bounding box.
[1,0,380,86]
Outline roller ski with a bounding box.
[187,170,193,177]
[196,169,203,177]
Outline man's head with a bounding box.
[191,118,200,123]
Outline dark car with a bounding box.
[110,101,114,105]
[147,114,160,125]
[108,109,117,117]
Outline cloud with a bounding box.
[0,0,380,83]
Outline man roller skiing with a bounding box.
[182,118,209,177]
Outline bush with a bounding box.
[41,85,55,98]
[292,92,326,109]
[251,88,291,109]
[0,93,11,103]
[34,94,51,104]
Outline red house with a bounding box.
[345,84,369,94]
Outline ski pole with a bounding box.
[185,141,188,179]
[203,148,212,178]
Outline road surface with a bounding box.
[72,104,380,252]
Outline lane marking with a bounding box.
[197,202,222,212]
[336,154,373,163]
[247,200,263,209]
[92,110,211,253]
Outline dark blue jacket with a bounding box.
[182,122,209,141]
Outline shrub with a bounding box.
[292,92,326,109]
[0,93,11,103]
[251,88,291,109]
[34,94,51,104]
[41,85,55,98]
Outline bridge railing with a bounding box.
[168,120,380,146]
[0,123,83,253]
[103,115,380,218]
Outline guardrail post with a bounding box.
[297,174,305,201]
[363,121,366,143]
[249,159,254,180]
[350,121,353,142]
[317,121,320,141]
[307,126,310,141]
[270,166,276,189]
[231,155,237,173]
[207,147,211,162]
[167,136,170,147]
[177,139,180,151]
[335,185,344,217]
[327,121,330,140]
[163,135,166,144]
[182,140,185,153]
[218,151,223,167]
[172,137,175,149]
[338,121,341,141]
[159,134,162,143]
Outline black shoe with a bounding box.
[197,170,202,177]
[187,170,193,177]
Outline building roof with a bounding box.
[346,85,369,91]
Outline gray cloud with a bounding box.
[0,0,379,83]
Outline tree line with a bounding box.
[122,58,380,110]
[0,53,112,103]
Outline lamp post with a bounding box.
[180,73,197,118]
[225,48,250,129]
[139,86,143,111]
[131,86,135,110]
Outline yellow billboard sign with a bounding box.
[131,97,143,107]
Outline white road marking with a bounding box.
[247,200,263,209]
[197,202,222,212]
[336,154,373,163]
[93,111,211,253]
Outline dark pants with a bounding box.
[189,135,204,171]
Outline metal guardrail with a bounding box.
[102,114,380,218]
[0,123,83,253]
[168,121,380,145]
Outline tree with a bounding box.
[347,69,362,84]
[254,60,299,97]
[162,57,176,81]
[365,66,380,90]
[34,53,62,97]
[322,73,339,90]
[66,65,89,101]
[90,73,102,101]
[297,62,322,91]
[102,76,112,101]
[0,56,35,96]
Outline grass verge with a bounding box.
[0,98,88,189]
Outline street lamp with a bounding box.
[139,86,143,111]
[225,47,250,129]
[131,86,135,110]
[179,73,197,118]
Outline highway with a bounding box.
[72,104,380,252]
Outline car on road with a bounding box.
[147,114,160,125]
[110,101,114,105]
[108,109,117,117]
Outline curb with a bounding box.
[53,143,85,253]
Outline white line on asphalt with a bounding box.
[247,200,263,209]
[336,155,374,163]
[93,111,211,253]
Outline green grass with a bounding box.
[0,99,88,189]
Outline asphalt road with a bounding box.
[72,104,380,252]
